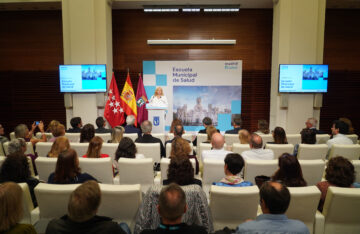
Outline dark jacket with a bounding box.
[95,127,112,133]
[124,125,142,138]
[225,127,242,134]
[135,134,165,157]
[66,127,81,133]
[140,223,207,234]
[48,173,97,184]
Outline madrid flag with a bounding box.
[104,73,125,127]
[120,72,138,126]
[136,74,148,125]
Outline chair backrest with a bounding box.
[198,142,212,161]
[202,159,225,186]
[70,143,89,157]
[26,156,35,177]
[160,158,196,182]
[259,134,273,145]
[322,187,360,234]
[35,132,54,141]
[286,186,321,234]
[35,157,57,182]
[297,144,328,160]
[123,133,138,142]
[10,131,16,140]
[118,158,154,193]
[166,133,193,143]
[265,144,294,159]
[0,156,5,168]
[135,143,161,163]
[101,143,118,161]
[5,141,36,156]
[299,160,326,186]
[316,134,330,144]
[346,134,359,144]
[95,133,111,143]
[64,133,80,143]
[151,133,165,145]
[244,160,278,184]
[352,160,360,183]
[79,157,113,184]
[232,143,250,155]
[328,144,360,160]
[287,134,301,145]
[209,185,259,230]
[0,142,4,156]
[35,142,53,157]
[18,183,36,225]
[165,142,193,158]
[224,134,239,147]
[197,133,208,146]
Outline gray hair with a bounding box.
[14,124,28,139]
[141,121,152,134]
[8,138,26,155]
[126,115,136,125]
[308,118,318,128]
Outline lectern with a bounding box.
[146,105,167,133]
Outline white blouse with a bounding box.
[149,95,168,108]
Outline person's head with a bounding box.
[272,153,307,187]
[141,120,152,134]
[47,120,60,133]
[167,157,194,186]
[260,181,290,214]
[305,117,317,129]
[52,124,66,137]
[211,133,225,149]
[54,149,81,183]
[233,116,242,128]
[224,153,244,176]
[238,129,250,144]
[157,183,187,224]
[206,126,218,141]
[154,87,164,96]
[126,115,136,126]
[95,117,106,128]
[111,126,125,143]
[0,153,30,182]
[250,133,263,149]
[68,180,100,222]
[14,124,28,139]
[325,156,355,187]
[48,136,70,158]
[7,138,26,155]
[300,128,316,144]
[170,119,183,134]
[331,120,349,135]
[80,124,95,143]
[272,127,288,144]
[257,119,269,134]
[115,137,137,160]
[339,117,354,134]
[70,117,82,129]
[170,137,191,158]
[173,124,184,137]
[86,136,103,158]
[202,117,212,127]
[0,124,5,136]
[0,182,23,232]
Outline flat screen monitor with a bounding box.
[278,64,328,93]
[59,64,107,93]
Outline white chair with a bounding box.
[135,143,161,163]
[101,143,118,161]
[0,156,5,168]
[232,143,250,155]
[352,160,360,183]
[322,187,360,234]
[70,143,89,157]
[286,186,321,234]
[151,133,165,145]
[287,134,301,145]
[35,157,57,182]
[3,141,36,156]
[299,160,326,186]
[10,131,16,140]
[35,132,53,141]
[182,134,193,142]
[316,134,330,144]
[244,160,278,184]
[328,144,360,160]
[19,183,39,225]
[79,157,114,184]
[347,134,359,144]
[209,185,260,230]
[35,142,53,157]
[0,142,5,156]
[198,142,212,162]
[165,142,193,157]
[196,133,208,146]
[118,158,154,193]
[297,144,328,160]
[202,159,225,187]
[27,156,36,177]
[224,134,239,147]
[265,144,294,159]
[95,133,111,143]
[64,133,80,143]
[160,158,196,182]
[124,133,138,142]
[259,134,273,144]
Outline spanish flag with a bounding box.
[120,72,138,126]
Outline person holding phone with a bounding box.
[14,121,47,146]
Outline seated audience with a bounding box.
[49,123,66,142]
[48,148,97,184]
[235,181,309,234]
[203,126,218,144]
[170,137,199,174]
[7,138,37,175]
[46,120,60,133]
[0,182,37,234]
[140,183,207,234]
[0,151,39,207]
[169,118,183,134]
[47,136,70,158]
[317,156,355,211]
[192,117,219,146]
[326,120,353,150]
[241,134,274,160]
[66,117,82,133]
[202,133,232,162]
[15,122,47,145]
[163,157,202,187]
[238,129,250,144]
[225,116,242,134]
[255,119,270,134]
[165,124,187,146]
[213,153,253,187]
[304,117,326,134]
[267,126,288,144]
[135,120,165,158]
[46,180,129,234]
[339,117,355,134]
[108,126,125,143]
[0,123,9,145]
[115,137,144,160]
[124,115,141,138]
[293,128,316,156]
[272,153,307,187]
[82,136,109,158]
[80,124,95,143]
[95,116,112,133]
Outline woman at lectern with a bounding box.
[149,87,168,108]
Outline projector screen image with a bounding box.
[279,64,328,93]
[59,64,107,93]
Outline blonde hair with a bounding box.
[154,87,164,96]
[48,136,70,158]
[52,124,65,137]
[111,126,124,143]
[86,136,103,158]
[206,126,217,141]
[0,182,23,231]
[47,120,60,133]
[238,129,250,144]
[170,137,191,158]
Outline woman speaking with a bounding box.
[149,87,168,108]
